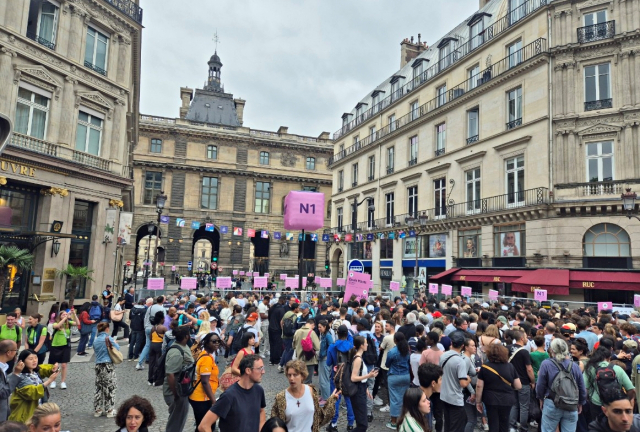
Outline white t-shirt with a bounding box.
[284,385,314,432]
[258,303,269,321]
[410,353,422,386]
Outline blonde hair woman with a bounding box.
[26,402,62,432]
[478,324,501,362]
[196,311,211,343]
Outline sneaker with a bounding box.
[373,396,384,406]
[347,426,354,431]
[60,382,67,389]
[128,358,134,362]
[76,352,87,357]
[386,423,397,430]
[119,338,129,344]
[326,425,338,432]
[259,354,265,358]
[277,365,283,373]
[136,364,144,371]
[482,424,489,431]
[49,381,56,389]
[86,345,93,350]
[93,410,103,417]
[529,421,539,428]
[106,410,116,418]
[148,381,152,386]
[379,404,390,412]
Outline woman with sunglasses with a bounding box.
[189,333,221,432]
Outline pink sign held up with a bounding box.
[598,301,612,311]
[285,278,298,289]
[534,289,547,301]
[461,286,472,296]
[280,274,287,280]
[254,277,268,288]
[216,277,232,289]
[180,277,198,290]
[428,283,439,294]
[320,278,332,288]
[389,281,400,291]
[147,278,164,290]
[336,278,346,286]
[488,289,499,300]
[441,284,452,296]
[344,271,371,301]
[239,271,245,275]
[635,295,640,308]
[232,270,238,275]
[253,272,260,277]
[283,191,325,231]
[264,273,270,279]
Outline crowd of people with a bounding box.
[0,287,640,432]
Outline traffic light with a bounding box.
[212,250,218,262]
[325,259,329,270]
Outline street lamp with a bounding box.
[405,211,428,296]
[351,196,375,262]
[622,189,638,220]
[152,191,167,278]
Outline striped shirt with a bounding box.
[398,413,425,432]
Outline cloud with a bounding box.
[140,0,479,136]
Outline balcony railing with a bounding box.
[332,0,549,140]
[328,38,548,167]
[386,166,394,175]
[352,181,358,187]
[368,175,375,181]
[328,187,549,234]
[466,135,479,145]
[26,32,55,50]
[507,118,523,130]
[585,99,613,111]
[84,60,106,76]
[577,20,615,44]
[408,158,418,167]
[435,148,446,157]
[102,0,143,24]
[10,132,113,172]
[582,181,622,196]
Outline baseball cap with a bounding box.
[561,323,576,334]
[367,305,374,312]
[501,305,509,311]
[433,311,442,319]
[300,302,310,310]
[247,312,259,321]
[481,302,490,308]
[497,316,508,326]
[623,339,638,349]
[356,318,369,328]
[332,320,342,330]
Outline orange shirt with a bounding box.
[189,352,219,402]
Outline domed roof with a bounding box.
[209,51,222,65]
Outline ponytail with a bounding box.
[349,336,365,362]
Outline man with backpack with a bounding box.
[87,295,104,350]
[326,324,355,432]
[508,329,535,432]
[278,302,299,373]
[439,331,473,432]
[137,296,165,371]
[536,338,586,432]
[293,318,320,384]
[356,318,379,423]
[0,313,21,372]
[163,326,194,432]
[229,313,259,357]
[128,300,147,361]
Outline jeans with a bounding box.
[77,325,92,353]
[305,364,314,384]
[164,394,190,432]
[189,399,213,432]
[464,400,478,432]
[279,338,294,367]
[486,404,512,432]
[541,398,578,432]
[318,358,331,400]
[88,323,97,348]
[443,401,466,432]
[387,374,410,418]
[351,382,368,432]
[111,320,130,339]
[365,367,375,415]
[330,375,354,425]
[260,321,269,354]
[128,331,145,360]
[137,328,152,366]
[510,385,530,431]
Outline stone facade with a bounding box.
[0,0,142,313]
[129,53,333,280]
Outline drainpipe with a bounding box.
[548,9,554,196]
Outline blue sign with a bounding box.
[348,259,364,273]
[187,261,192,270]
[322,234,330,242]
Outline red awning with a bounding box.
[429,267,460,282]
[450,269,525,283]
[511,269,570,295]
[569,270,640,291]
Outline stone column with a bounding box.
[109,99,126,163]
[101,107,114,161]
[554,12,562,48]
[635,52,640,107]
[555,133,565,184]
[0,48,16,115]
[116,36,131,85]
[66,6,87,65]
[58,76,76,146]
[623,125,633,177]
[46,89,61,144]
[107,37,118,81]
[622,52,632,108]
[4,0,27,33]
[619,0,628,33]
[554,66,564,116]
[567,62,576,114]
[567,132,579,182]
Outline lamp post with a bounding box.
[351,196,375,262]
[622,189,639,220]
[405,211,428,296]
[143,243,150,287]
[152,191,167,278]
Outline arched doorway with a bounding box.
[134,223,162,281]
[192,225,220,275]
[250,229,270,274]
[331,247,344,285]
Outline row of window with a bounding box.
[149,139,317,169]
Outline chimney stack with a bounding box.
[234,98,246,126]
[400,35,428,68]
[479,0,491,8]
[179,87,193,119]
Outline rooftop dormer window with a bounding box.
[437,37,458,71]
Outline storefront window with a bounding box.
[404,236,428,258]
[583,223,630,257]
[0,185,38,231]
[68,200,94,299]
[459,229,481,258]
[494,224,525,257]
[380,238,394,259]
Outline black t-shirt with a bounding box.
[477,361,518,406]
[211,382,266,432]
[507,344,532,384]
[269,304,286,332]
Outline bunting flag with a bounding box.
[233,227,243,236]
[191,221,201,230]
[205,223,215,232]
[377,232,385,239]
[274,232,282,240]
[399,231,406,239]
[310,233,318,242]
[355,233,363,242]
[176,218,185,227]
[160,215,170,224]
[247,229,256,238]
[286,233,294,241]
[220,226,229,234]
[322,234,330,242]
[409,230,416,237]
[334,233,341,242]
[388,232,395,239]
[261,230,269,239]
[345,234,352,242]
[366,233,374,241]
[298,233,303,241]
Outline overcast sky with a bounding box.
[140,0,480,137]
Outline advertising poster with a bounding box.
[429,234,447,257]
[461,234,478,257]
[104,209,117,244]
[500,232,521,257]
[117,212,133,246]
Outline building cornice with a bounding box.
[454,151,487,165]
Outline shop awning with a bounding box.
[450,269,525,283]
[511,269,570,295]
[569,270,640,291]
[429,267,460,282]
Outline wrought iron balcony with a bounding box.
[332,0,549,141]
[337,186,343,192]
[328,38,548,167]
[352,181,358,187]
[507,118,523,130]
[585,99,613,111]
[26,32,55,50]
[386,166,394,175]
[408,158,418,167]
[466,135,479,145]
[368,175,375,181]
[435,148,446,157]
[102,0,143,24]
[577,20,615,44]
[84,61,106,76]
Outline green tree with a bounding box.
[56,264,94,307]
[0,245,34,307]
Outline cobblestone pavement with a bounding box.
[54,337,483,432]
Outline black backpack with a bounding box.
[130,308,146,331]
[593,363,623,400]
[153,344,193,392]
[282,315,296,338]
[334,355,360,397]
[28,325,49,353]
[362,334,378,365]
[231,325,249,354]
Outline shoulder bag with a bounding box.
[105,337,124,364]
